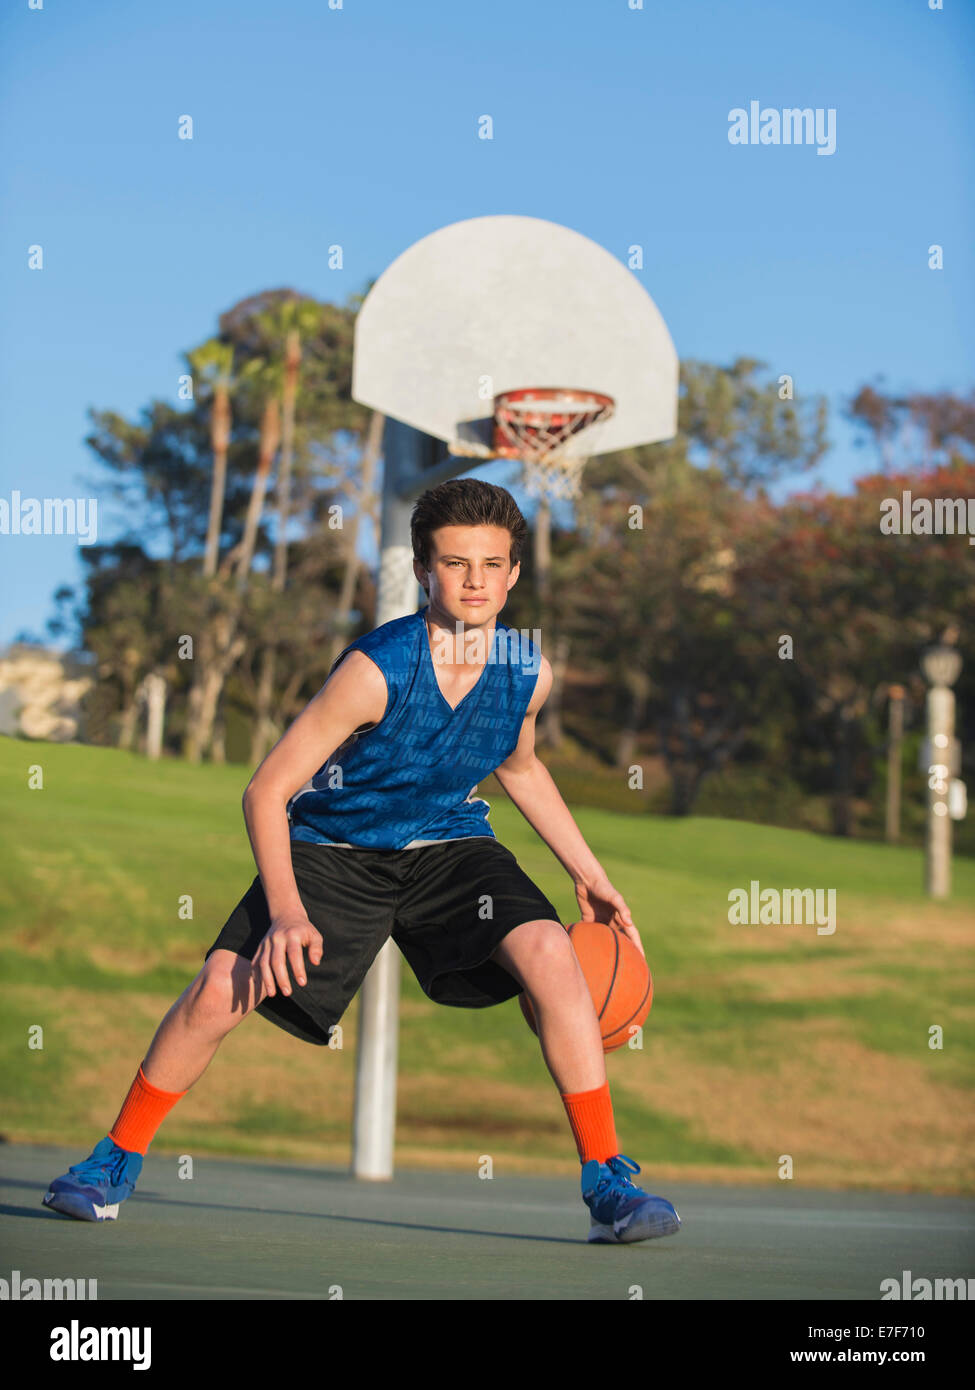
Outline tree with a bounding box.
[185,339,237,579]
[544,357,831,811]
[184,356,281,763]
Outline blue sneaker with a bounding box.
[581,1154,681,1243]
[42,1136,143,1222]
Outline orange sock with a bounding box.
[108,1065,187,1156]
[560,1080,619,1164]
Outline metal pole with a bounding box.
[924,685,955,899]
[350,421,432,1180]
[921,643,963,901]
[885,685,904,843]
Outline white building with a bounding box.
[0,645,95,741]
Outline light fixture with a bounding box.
[921,644,963,688]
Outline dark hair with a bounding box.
[411,478,528,591]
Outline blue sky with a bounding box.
[1,0,972,648]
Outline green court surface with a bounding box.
[3,1143,974,1301]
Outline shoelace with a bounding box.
[593,1153,642,1199]
[68,1145,128,1185]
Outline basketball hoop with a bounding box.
[493,387,615,500]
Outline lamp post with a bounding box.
[920,644,963,899]
[885,685,905,844]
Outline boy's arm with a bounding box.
[242,649,388,920]
[493,655,643,956]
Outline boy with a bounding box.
[43,478,680,1245]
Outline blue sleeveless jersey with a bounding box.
[287,605,541,851]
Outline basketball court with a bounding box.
[5,1143,974,1301]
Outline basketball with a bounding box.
[518,920,653,1052]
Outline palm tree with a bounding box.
[184,356,283,762]
[182,339,236,761]
[246,299,324,762]
[327,407,383,669]
[185,339,236,579]
[233,355,283,589]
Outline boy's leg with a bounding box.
[106,950,267,1155]
[141,948,269,1093]
[489,919,619,1165]
[396,843,680,1242]
[42,950,269,1219]
[490,919,681,1242]
[489,919,605,1093]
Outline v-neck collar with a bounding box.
[419,606,496,715]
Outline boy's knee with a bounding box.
[508,919,576,972]
[190,952,261,1024]
[548,925,577,960]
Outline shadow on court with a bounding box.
[4,1144,974,1300]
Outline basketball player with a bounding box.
[43,479,680,1244]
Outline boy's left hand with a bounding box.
[574,872,645,960]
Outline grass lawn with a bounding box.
[1,733,973,1193]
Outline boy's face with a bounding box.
[415,524,520,623]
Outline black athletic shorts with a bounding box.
[204,837,564,1046]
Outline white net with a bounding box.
[517,451,590,501]
[495,389,615,502]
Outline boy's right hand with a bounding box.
[253,910,324,998]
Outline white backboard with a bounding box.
[353,215,678,461]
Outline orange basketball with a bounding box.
[518,920,653,1052]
